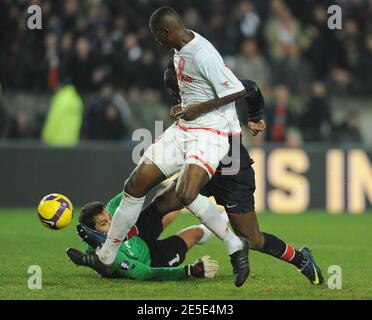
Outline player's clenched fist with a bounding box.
[170,104,182,120]
[177,104,203,121]
[171,104,204,121]
[185,256,219,278]
[248,119,266,136]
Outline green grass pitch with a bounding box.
[1,209,372,300]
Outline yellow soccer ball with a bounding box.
[37,194,74,230]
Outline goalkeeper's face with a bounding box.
[93,209,112,234]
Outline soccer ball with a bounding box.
[37,193,74,230]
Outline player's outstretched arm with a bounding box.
[240,79,265,123]
[177,90,246,121]
[112,254,219,281]
[240,79,266,136]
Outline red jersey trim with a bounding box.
[186,155,215,176]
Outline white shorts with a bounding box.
[143,123,230,178]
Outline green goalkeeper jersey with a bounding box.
[83,193,187,280]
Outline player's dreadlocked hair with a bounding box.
[79,202,105,230]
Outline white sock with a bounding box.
[187,195,242,255]
[223,229,242,255]
[219,210,239,253]
[220,209,229,224]
[177,224,214,245]
[97,193,145,265]
[197,224,214,244]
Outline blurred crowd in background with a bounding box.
[0,0,370,146]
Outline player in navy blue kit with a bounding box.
[159,61,324,285]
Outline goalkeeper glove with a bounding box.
[185,256,219,278]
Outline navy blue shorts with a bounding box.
[201,136,256,214]
[135,204,188,268]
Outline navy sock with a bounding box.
[261,232,306,269]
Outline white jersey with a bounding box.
[173,31,244,135]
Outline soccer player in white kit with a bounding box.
[77,6,250,287]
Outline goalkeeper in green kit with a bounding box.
[66,192,220,280]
